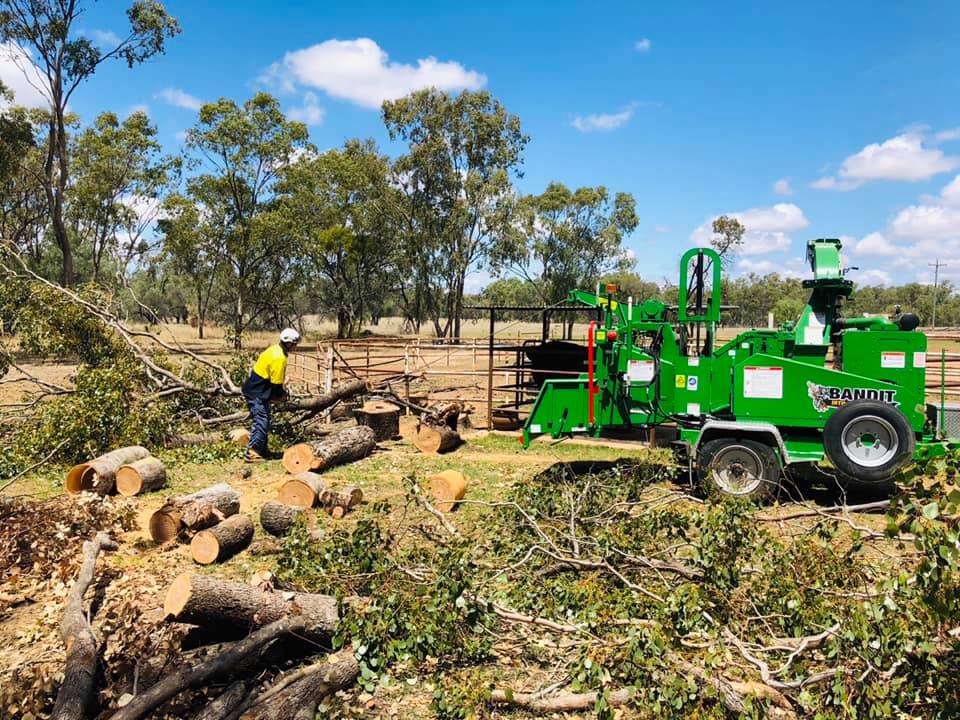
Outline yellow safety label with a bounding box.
[675,374,686,388]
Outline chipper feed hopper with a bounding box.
[522,239,955,498]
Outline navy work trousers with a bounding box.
[246,396,270,456]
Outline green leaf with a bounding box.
[922,502,940,520]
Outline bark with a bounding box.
[149,483,241,543]
[163,573,338,641]
[191,680,247,720]
[319,486,363,517]
[413,423,461,454]
[355,401,401,441]
[281,425,377,474]
[284,379,368,412]
[107,615,315,720]
[428,470,467,512]
[277,472,327,509]
[51,532,118,720]
[260,501,307,537]
[116,457,167,497]
[239,656,360,720]
[191,514,255,565]
[166,432,226,448]
[66,446,151,495]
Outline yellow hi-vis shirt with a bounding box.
[242,343,289,400]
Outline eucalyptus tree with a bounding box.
[383,88,527,339]
[0,0,180,286]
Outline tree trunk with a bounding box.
[413,423,460,454]
[239,656,359,720]
[281,425,377,474]
[319,485,363,518]
[277,472,327,509]
[428,470,467,512]
[191,680,247,720]
[149,483,241,543]
[115,456,167,496]
[66,446,151,495]
[50,532,117,720]
[284,378,368,412]
[166,432,225,448]
[355,401,401,441]
[163,573,338,640]
[191,514,255,565]
[260,501,307,537]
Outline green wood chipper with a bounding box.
[522,238,956,498]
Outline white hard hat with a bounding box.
[280,328,301,343]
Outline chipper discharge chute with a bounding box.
[522,238,955,498]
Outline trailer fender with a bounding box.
[693,421,787,466]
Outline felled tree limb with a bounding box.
[192,681,248,720]
[106,615,315,720]
[238,655,360,720]
[50,532,118,720]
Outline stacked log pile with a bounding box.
[149,483,241,543]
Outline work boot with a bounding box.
[245,449,266,463]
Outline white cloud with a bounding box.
[772,178,794,196]
[88,29,122,47]
[854,268,893,286]
[935,127,960,143]
[156,87,204,111]
[174,130,187,142]
[634,38,652,53]
[261,38,486,109]
[287,92,325,126]
[0,43,48,108]
[812,131,960,190]
[890,204,960,241]
[737,257,805,278]
[572,105,634,133]
[851,232,898,256]
[690,203,809,257]
[940,174,960,206]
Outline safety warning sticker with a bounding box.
[913,351,926,369]
[627,360,655,382]
[743,366,783,399]
[881,351,906,369]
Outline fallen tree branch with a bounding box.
[50,531,119,720]
[107,615,315,720]
[0,440,68,493]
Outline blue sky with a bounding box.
[2,0,959,289]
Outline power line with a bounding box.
[929,259,948,329]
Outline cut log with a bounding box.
[285,378,369,412]
[115,457,167,496]
[51,532,118,720]
[414,423,461,454]
[260,501,307,537]
[277,472,327,509]
[229,428,251,446]
[429,400,463,429]
[191,680,247,720]
[191,514,254,565]
[166,432,225,448]
[66,446,150,495]
[164,573,338,641]
[239,655,360,720]
[149,483,241,543]
[355,401,401,441]
[281,425,377,474]
[428,470,467,512]
[319,485,363,512]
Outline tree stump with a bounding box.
[355,401,401,441]
[277,472,327,509]
[191,514,254,565]
[163,573,338,641]
[149,483,241,543]
[115,457,167,496]
[260,501,307,537]
[428,470,467,512]
[66,446,151,495]
[281,425,377,474]
[414,423,461,454]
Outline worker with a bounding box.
[242,328,301,462]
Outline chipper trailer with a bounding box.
[522,239,955,498]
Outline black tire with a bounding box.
[822,400,914,483]
[697,438,781,500]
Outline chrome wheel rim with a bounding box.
[840,415,898,468]
[710,444,764,496]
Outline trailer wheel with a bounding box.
[823,400,914,483]
[697,438,780,500]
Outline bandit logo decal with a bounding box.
[806,381,897,413]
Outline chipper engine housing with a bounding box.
[522,239,952,498]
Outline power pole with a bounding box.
[929,259,944,329]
